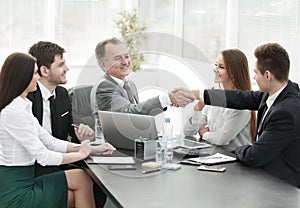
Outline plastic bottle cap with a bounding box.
[165,118,171,123]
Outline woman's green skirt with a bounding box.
[0,165,68,208]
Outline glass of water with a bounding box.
[94,118,105,145]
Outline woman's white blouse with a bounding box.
[0,96,68,166]
[183,105,251,152]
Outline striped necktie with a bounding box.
[123,81,136,104]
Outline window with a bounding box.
[239,0,300,83]
[183,0,227,63]
[139,0,175,34]
[55,0,132,65]
[0,0,46,58]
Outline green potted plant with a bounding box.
[114,9,147,72]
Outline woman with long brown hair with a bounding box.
[0,52,115,207]
[184,49,256,151]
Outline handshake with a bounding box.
[168,88,200,108]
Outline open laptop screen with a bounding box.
[98,111,158,150]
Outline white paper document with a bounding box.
[88,156,135,164]
[188,153,237,165]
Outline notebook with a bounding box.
[98,111,158,150]
[88,156,135,164]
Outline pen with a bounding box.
[179,161,200,166]
[71,124,79,129]
[201,157,222,159]
[198,156,223,160]
[142,168,161,174]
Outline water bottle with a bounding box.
[94,117,105,144]
[163,118,174,163]
[156,137,166,164]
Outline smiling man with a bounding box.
[27,41,94,144]
[27,41,110,208]
[94,37,195,115]
[192,43,300,188]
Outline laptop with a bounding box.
[98,111,158,150]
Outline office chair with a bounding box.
[68,85,95,130]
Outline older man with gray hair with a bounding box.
[93,37,195,115]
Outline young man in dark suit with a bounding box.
[27,41,110,207]
[192,43,300,188]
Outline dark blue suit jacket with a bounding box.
[204,80,300,188]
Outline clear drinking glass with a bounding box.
[94,118,105,145]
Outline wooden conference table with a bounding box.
[85,146,300,208]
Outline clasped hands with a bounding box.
[78,140,116,158]
[170,88,207,137]
[169,88,204,108]
[169,87,195,107]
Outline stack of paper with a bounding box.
[187,153,237,165]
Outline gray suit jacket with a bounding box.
[96,73,164,115]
